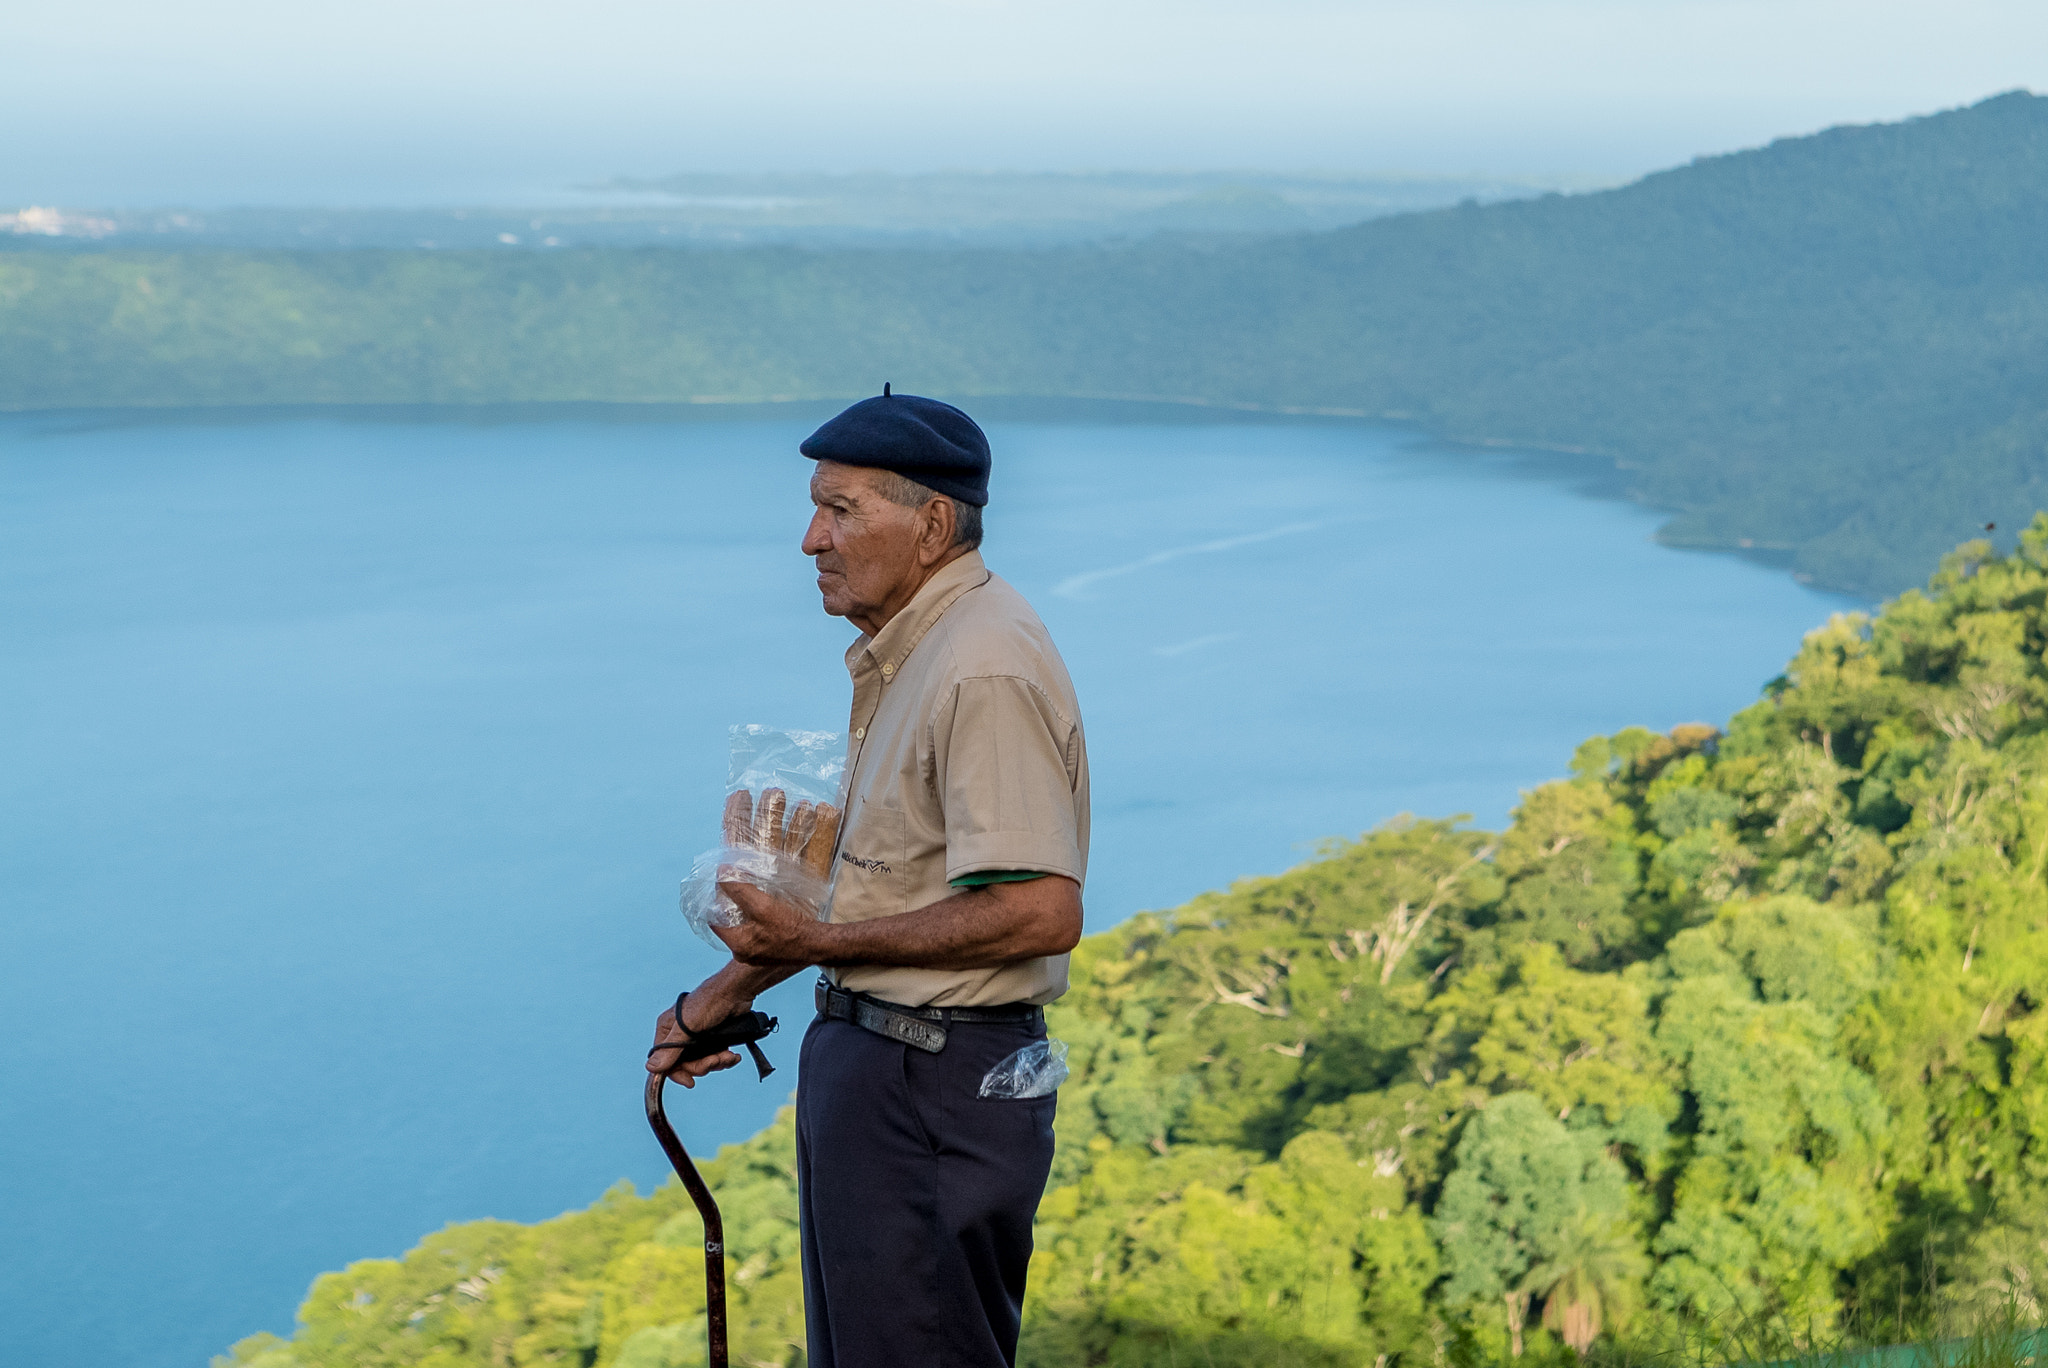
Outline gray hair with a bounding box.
[870,469,984,551]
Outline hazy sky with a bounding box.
[7,0,2046,204]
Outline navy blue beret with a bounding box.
[799,387,991,507]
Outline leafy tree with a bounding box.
[217,524,2048,1365]
[1432,1092,1637,1356]
[1650,934,1889,1330]
[1485,782,1644,968]
[1526,1212,1649,1356]
[1428,943,1676,1173]
[1943,1196,2048,1329]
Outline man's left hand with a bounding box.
[714,880,829,966]
[646,1000,741,1088]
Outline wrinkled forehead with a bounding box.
[809,459,888,503]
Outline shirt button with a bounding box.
[854,727,865,739]
[881,663,894,677]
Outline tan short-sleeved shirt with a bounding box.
[824,550,1088,1008]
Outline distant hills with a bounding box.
[580,170,1576,245]
[3,93,2044,593]
[0,171,1564,252]
[1134,89,2048,592]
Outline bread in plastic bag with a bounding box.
[680,725,846,950]
[977,1039,1069,1099]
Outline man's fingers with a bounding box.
[707,917,779,965]
[717,880,766,916]
[665,1049,740,1086]
[712,879,819,966]
[647,1009,679,1074]
[647,1042,739,1079]
[648,992,740,1084]
[718,879,794,922]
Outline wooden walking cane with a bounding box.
[645,996,780,1368]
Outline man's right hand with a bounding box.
[645,984,752,1088]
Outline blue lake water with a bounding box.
[0,407,1857,1367]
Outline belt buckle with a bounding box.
[816,980,948,1053]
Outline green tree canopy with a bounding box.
[1432,1092,1639,1356]
[218,521,2048,1367]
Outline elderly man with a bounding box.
[646,389,1089,1368]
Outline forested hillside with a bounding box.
[220,520,2048,1368]
[7,93,2047,594]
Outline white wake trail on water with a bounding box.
[1053,521,1323,600]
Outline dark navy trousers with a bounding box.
[796,1014,1057,1368]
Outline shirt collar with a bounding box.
[846,551,991,680]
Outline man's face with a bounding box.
[802,461,924,624]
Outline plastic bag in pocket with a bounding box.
[978,1039,1069,1099]
[680,725,845,950]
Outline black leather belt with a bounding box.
[814,978,1043,1054]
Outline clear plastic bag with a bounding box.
[680,725,846,950]
[978,1039,1069,1099]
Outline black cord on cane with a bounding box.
[648,991,779,1081]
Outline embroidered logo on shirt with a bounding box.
[840,851,893,874]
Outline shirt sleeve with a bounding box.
[930,674,1084,884]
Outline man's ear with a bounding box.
[918,496,957,565]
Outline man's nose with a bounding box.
[801,512,833,555]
